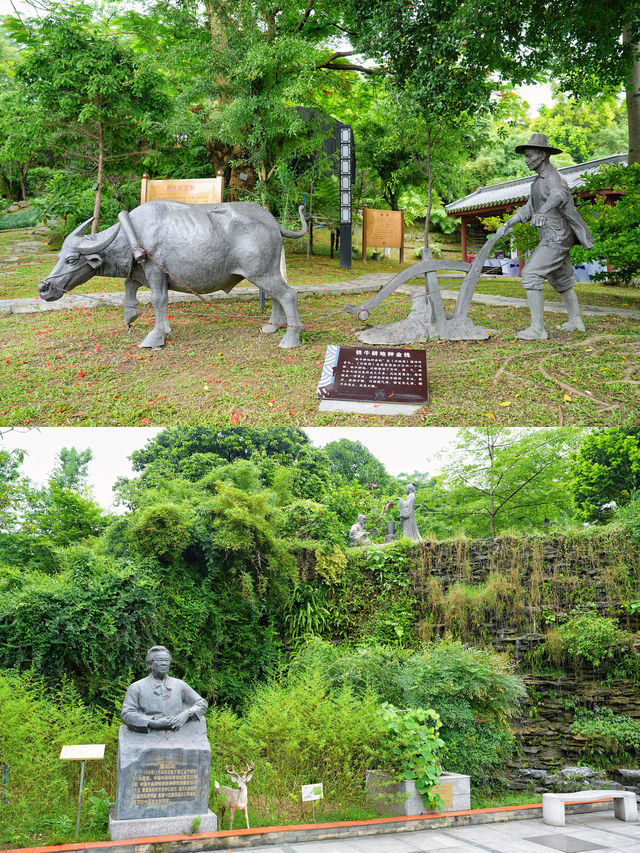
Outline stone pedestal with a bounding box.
[109,807,218,840]
[110,718,216,839]
[365,770,470,817]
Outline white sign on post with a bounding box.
[301,782,323,802]
[60,744,106,836]
[301,782,323,821]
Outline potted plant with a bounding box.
[366,703,445,816]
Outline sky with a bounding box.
[1,427,460,510]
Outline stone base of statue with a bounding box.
[357,291,492,345]
[109,807,218,840]
[111,718,214,839]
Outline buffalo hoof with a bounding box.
[139,330,167,348]
[124,309,140,326]
[279,327,302,348]
[261,322,283,334]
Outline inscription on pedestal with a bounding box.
[132,763,199,807]
[115,721,211,821]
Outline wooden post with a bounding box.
[399,209,405,263]
[140,173,150,205]
[461,215,468,262]
[361,206,368,262]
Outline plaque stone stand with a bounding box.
[109,719,217,840]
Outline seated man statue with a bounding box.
[349,513,371,547]
[121,645,208,733]
[496,133,593,340]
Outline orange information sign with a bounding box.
[140,174,223,205]
[362,206,404,262]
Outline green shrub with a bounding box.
[571,706,640,764]
[553,610,633,667]
[0,566,159,704]
[0,670,119,848]
[0,208,39,230]
[208,670,385,818]
[280,499,343,545]
[291,637,526,781]
[128,502,194,563]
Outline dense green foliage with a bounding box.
[0,671,118,847]
[574,163,640,284]
[570,428,640,521]
[292,637,526,781]
[571,706,640,763]
[550,609,636,669]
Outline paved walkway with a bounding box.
[2,274,639,321]
[226,813,639,853]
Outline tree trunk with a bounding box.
[92,124,104,234]
[17,163,27,202]
[624,33,640,165]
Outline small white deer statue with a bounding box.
[215,762,254,830]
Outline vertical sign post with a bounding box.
[301,782,324,822]
[60,744,105,837]
[339,125,353,270]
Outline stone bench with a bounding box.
[543,790,638,827]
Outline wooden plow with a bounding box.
[343,233,503,344]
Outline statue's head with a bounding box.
[357,513,366,525]
[515,133,562,172]
[406,483,416,495]
[146,645,171,678]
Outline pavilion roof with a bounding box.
[445,153,627,215]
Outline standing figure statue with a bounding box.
[349,513,371,547]
[398,484,422,542]
[495,133,593,340]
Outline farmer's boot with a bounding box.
[516,289,548,340]
[556,288,586,332]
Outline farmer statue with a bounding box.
[495,133,593,340]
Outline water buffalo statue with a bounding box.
[38,200,307,348]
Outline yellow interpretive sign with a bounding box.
[361,206,404,262]
[140,174,223,205]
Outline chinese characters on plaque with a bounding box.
[317,345,428,404]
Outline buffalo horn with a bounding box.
[67,217,94,240]
[76,222,122,254]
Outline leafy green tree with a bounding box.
[131,427,312,471]
[0,447,26,531]
[570,428,640,521]
[50,447,93,493]
[25,482,107,548]
[436,428,580,537]
[3,4,170,230]
[124,427,334,505]
[324,438,395,491]
[573,162,640,285]
[534,93,628,163]
[346,0,640,164]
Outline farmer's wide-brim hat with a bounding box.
[515,132,563,155]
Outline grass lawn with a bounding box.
[1,289,638,427]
